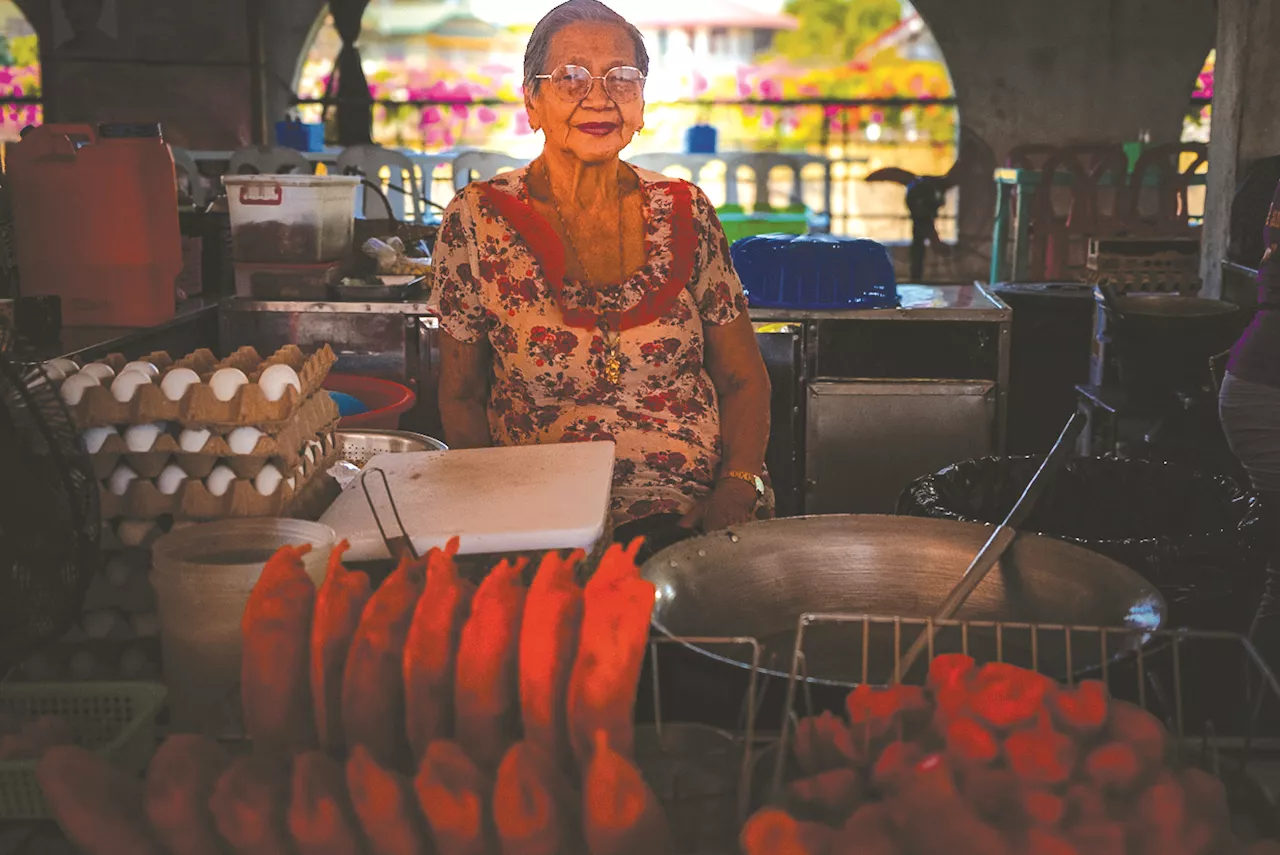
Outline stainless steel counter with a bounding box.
[10,297,220,365]
[219,297,442,435]
[749,283,1011,321]
[226,299,435,315]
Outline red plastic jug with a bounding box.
[7,123,181,327]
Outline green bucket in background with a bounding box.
[717,203,809,244]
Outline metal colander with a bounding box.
[335,429,447,467]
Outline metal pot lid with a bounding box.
[642,514,1165,686]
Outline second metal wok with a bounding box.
[642,514,1165,686]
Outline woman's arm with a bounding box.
[437,332,494,449]
[681,313,771,531]
[706,313,771,477]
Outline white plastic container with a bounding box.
[150,518,335,737]
[222,174,359,264]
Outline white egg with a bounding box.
[159,367,200,402]
[41,362,68,382]
[107,463,139,496]
[80,425,118,454]
[82,609,118,639]
[156,463,189,496]
[79,362,115,383]
[60,372,100,406]
[209,367,249,403]
[69,651,96,680]
[119,647,147,677]
[123,422,167,453]
[103,556,132,587]
[116,519,157,547]
[121,361,159,378]
[257,363,302,402]
[253,463,283,496]
[110,371,153,403]
[130,613,160,638]
[48,357,79,376]
[227,426,264,455]
[178,427,213,453]
[205,465,237,497]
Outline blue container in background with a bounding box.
[275,119,325,152]
[684,124,718,155]
[731,233,899,310]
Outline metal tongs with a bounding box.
[360,467,419,561]
[897,411,1088,674]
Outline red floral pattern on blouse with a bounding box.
[429,165,754,525]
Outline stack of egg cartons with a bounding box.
[14,344,340,682]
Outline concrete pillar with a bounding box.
[1200,0,1280,298]
[692,26,710,60]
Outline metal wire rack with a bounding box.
[771,614,1280,829]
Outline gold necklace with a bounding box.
[540,158,626,386]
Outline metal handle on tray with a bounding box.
[897,411,1088,674]
[360,467,418,561]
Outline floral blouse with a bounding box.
[429,164,753,526]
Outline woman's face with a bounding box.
[526,21,645,165]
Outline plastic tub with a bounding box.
[731,233,898,310]
[323,374,417,429]
[223,174,359,264]
[150,518,335,737]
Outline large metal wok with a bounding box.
[643,515,1165,687]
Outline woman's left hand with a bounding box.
[679,478,759,533]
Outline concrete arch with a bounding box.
[909,0,1215,267]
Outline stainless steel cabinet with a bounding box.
[805,379,997,514]
[752,284,1011,516]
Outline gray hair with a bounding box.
[523,0,650,94]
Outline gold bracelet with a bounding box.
[719,470,764,501]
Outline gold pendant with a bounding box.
[604,336,622,385]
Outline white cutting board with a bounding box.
[320,441,616,561]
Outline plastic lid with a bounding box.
[98,122,162,139]
[223,173,360,186]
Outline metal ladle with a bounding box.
[897,411,1088,675]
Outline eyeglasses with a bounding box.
[534,65,646,103]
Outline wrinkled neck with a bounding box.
[538,149,621,212]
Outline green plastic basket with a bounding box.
[0,681,167,820]
[717,209,809,244]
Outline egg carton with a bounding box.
[10,637,162,683]
[86,390,340,481]
[99,433,340,522]
[83,548,156,615]
[67,343,336,430]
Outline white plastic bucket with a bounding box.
[222,173,359,264]
[150,518,335,737]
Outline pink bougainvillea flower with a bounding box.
[451,103,469,119]
[515,111,532,135]
[420,105,443,127]
[759,78,781,99]
[477,106,497,125]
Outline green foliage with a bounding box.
[9,34,37,69]
[774,0,903,64]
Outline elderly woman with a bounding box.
[1221,179,1280,665]
[430,0,772,544]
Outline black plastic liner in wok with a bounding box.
[898,457,1268,632]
